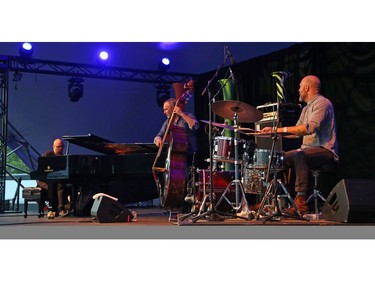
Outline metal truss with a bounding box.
[0,69,8,213]
[0,54,196,212]
[5,55,196,84]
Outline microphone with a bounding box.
[229,67,235,81]
[225,44,236,65]
[272,71,292,77]
[212,127,220,133]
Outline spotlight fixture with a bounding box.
[68,77,84,102]
[97,50,109,65]
[156,83,170,107]
[19,42,33,59]
[158,57,170,72]
[13,71,23,82]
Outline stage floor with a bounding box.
[1,207,375,239]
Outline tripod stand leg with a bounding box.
[215,181,234,212]
[235,182,254,219]
[254,179,275,220]
[179,192,208,222]
[256,178,309,223]
[215,180,252,220]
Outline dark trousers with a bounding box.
[47,181,70,212]
[285,147,335,194]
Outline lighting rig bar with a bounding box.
[2,55,196,84]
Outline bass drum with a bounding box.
[196,169,235,212]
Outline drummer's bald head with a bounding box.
[303,75,321,92]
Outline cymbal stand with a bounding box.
[215,112,251,220]
[254,102,306,223]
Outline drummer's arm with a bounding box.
[261,124,307,137]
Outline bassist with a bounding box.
[153,97,200,214]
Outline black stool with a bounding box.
[22,187,48,218]
[306,161,340,215]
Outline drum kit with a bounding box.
[189,99,302,222]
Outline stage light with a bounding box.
[97,51,109,65]
[13,71,23,82]
[68,77,84,102]
[156,84,170,107]
[19,42,33,59]
[158,57,170,72]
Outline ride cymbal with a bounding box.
[212,100,263,123]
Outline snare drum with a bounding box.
[252,148,270,169]
[252,149,286,170]
[213,136,244,162]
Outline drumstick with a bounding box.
[237,127,256,132]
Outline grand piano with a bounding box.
[30,134,165,216]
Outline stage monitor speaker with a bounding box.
[322,179,375,223]
[90,194,134,223]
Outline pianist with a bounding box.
[40,138,71,219]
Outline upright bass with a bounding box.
[152,81,194,209]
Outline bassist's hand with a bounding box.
[154,136,162,147]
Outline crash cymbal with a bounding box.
[212,100,263,123]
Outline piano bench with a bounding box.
[22,187,48,218]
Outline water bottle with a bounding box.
[303,213,320,221]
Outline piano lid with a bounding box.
[104,143,158,155]
[62,134,158,155]
[62,134,115,154]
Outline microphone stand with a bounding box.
[254,100,307,222]
[190,58,231,223]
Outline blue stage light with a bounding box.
[19,42,33,58]
[159,57,170,72]
[97,51,109,65]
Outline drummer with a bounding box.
[259,75,339,215]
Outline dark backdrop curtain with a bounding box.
[194,42,375,180]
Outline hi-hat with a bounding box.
[200,120,235,130]
[212,100,263,123]
[200,120,256,135]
